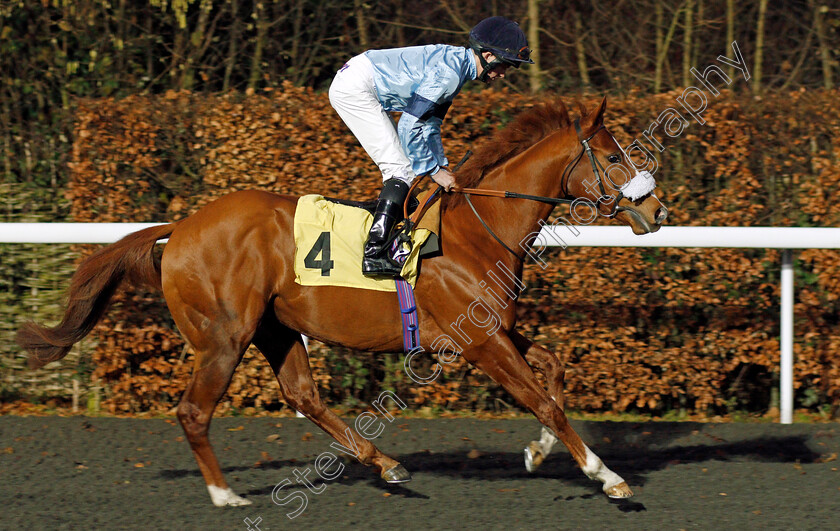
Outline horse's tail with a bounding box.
[16,223,177,370]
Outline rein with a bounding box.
[455,120,614,261]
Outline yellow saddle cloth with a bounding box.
[293,194,439,292]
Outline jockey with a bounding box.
[329,16,533,278]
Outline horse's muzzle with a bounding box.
[617,197,668,235]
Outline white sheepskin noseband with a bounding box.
[612,141,656,201]
[619,170,656,201]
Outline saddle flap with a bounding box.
[293,195,436,292]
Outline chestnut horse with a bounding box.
[17,97,667,507]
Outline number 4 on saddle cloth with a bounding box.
[293,192,442,350]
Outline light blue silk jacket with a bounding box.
[363,45,477,176]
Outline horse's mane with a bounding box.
[443,98,586,210]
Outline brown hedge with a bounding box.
[69,84,840,416]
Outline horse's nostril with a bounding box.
[655,207,669,224]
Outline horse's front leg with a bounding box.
[464,333,632,498]
[510,330,563,472]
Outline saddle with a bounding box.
[322,195,421,217]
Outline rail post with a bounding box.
[780,249,794,424]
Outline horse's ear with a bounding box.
[582,96,608,129]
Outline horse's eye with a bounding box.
[607,154,620,164]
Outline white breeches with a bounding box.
[328,54,416,184]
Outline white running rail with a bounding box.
[4,223,840,424]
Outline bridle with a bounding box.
[456,119,630,260]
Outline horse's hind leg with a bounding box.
[511,331,563,473]
[253,322,410,483]
[176,339,252,507]
[166,284,263,507]
[465,333,632,498]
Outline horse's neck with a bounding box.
[446,130,571,262]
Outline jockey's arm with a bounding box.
[397,111,447,175]
[397,63,462,188]
[398,115,457,191]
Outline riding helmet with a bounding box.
[468,16,534,68]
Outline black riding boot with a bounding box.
[362,178,410,277]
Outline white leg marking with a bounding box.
[207,485,252,507]
[582,445,624,491]
[538,425,558,456]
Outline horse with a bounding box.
[17,97,668,507]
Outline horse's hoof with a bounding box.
[207,485,253,507]
[524,441,544,473]
[226,496,253,507]
[382,464,412,484]
[604,481,634,499]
